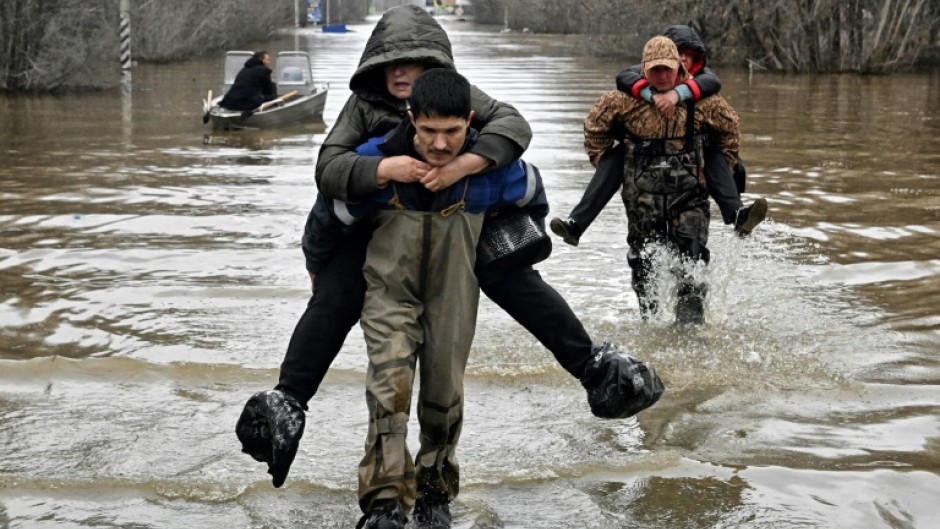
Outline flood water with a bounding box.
[1,17,939,529]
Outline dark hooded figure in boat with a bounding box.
[219,51,277,111]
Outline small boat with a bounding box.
[204,51,328,131]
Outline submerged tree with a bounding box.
[726,0,939,72]
[0,0,119,91]
[475,0,940,72]
[0,0,354,92]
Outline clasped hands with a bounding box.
[653,89,681,118]
[376,152,489,192]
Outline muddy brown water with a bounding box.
[1,17,938,529]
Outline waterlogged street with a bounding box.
[1,16,939,529]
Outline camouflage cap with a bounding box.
[642,35,680,70]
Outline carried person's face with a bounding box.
[385,62,427,100]
[678,49,695,72]
[645,65,678,92]
[410,111,474,168]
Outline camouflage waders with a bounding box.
[358,209,483,513]
[622,124,710,320]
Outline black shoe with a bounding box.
[356,503,407,529]
[412,497,452,528]
[733,198,768,236]
[550,217,581,246]
[235,389,305,488]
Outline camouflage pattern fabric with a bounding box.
[583,89,739,170]
[584,89,739,317]
[620,132,711,255]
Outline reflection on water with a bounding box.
[1,18,939,529]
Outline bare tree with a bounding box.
[0,0,119,91]
[473,0,940,72]
[725,0,940,72]
[0,0,349,92]
[132,0,293,62]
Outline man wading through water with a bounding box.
[315,68,553,529]
[551,25,766,247]
[235,6,664,528]
[582,35,742,324]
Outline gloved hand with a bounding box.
[235,389,306,487]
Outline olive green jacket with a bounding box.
[315,5,532,201]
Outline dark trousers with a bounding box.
[569,144,626,230]
[276,224,370,406]
[569,144,745,230]
[276,226,594,406]
[703,148,743,224]
[481,267,593,379]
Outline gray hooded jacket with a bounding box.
[314,5,532,201]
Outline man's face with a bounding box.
[261,54,272,67]
[385,62,426,100]
[645,65,679,92]
[409,111,474,167]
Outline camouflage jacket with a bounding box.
[583,89,740,172]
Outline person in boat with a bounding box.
[235,7,663,527]
[582,35,741,325]
[218,51,277,111]
[551,25,767,247]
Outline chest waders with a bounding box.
[358,198,482,514]
[623,101,711,324]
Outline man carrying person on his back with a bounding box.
[236,5,664,504]
[551,25,766,246]
[582,35,742,325]
[343,68,544,529]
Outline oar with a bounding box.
[202,89,213,124]
[241,90,299,119]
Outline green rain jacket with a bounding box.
[314,5,532,202]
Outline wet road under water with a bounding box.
[1,17,939,529]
